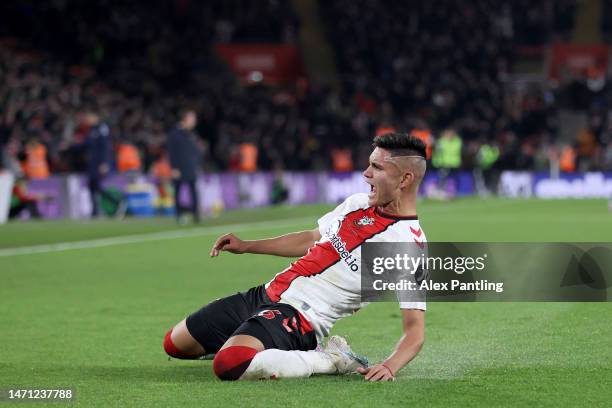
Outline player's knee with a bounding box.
[213,346,258,381]
[163,328,193,359]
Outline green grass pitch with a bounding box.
[1,198,611,407]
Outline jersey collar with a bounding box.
[375,207,418,220]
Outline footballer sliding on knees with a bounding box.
[163,133,427,382]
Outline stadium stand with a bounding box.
[1,0,611,175]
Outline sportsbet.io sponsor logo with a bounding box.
[325,220,359,272]
[329,234,359,271]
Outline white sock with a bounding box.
[240,349,337,380]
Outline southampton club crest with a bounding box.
[354,216,375,228]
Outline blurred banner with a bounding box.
[500,171,612,198]
[18,170,611,219]
[548,43,609,80]
[216,44,304,84]
[20,171,475,219]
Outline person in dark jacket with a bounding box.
[83,108,118,217]
[167,109,202,223]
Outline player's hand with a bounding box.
[210,233,248,257]
[357,364,396,381]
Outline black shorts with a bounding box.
[185,285,317,353]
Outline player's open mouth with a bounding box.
[368,184,376,197]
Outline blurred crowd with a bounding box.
[320,0,612,172]
[602,0,612,42]
[1,0,612,179]
[0,0,309,174]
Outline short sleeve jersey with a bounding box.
[265,193,427,340]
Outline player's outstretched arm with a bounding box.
[210,228,321,258]
[358,309,425,381]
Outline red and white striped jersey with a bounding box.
[265,193,427,341]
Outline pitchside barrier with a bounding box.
[6,171,611,220]
[499,171,612,198]
[0,172,14,224]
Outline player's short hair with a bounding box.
[373,132,427,159]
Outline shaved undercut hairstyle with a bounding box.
[374,132,427,190]
[373,132,427,158]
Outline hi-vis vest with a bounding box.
[117,143,141,172]
[331,148,354,172]
[239,143,258,172]
[24,143,49,179]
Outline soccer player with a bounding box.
[163,133,428,382]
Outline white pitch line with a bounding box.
[0,198,523,258]
[0,216,317,258]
